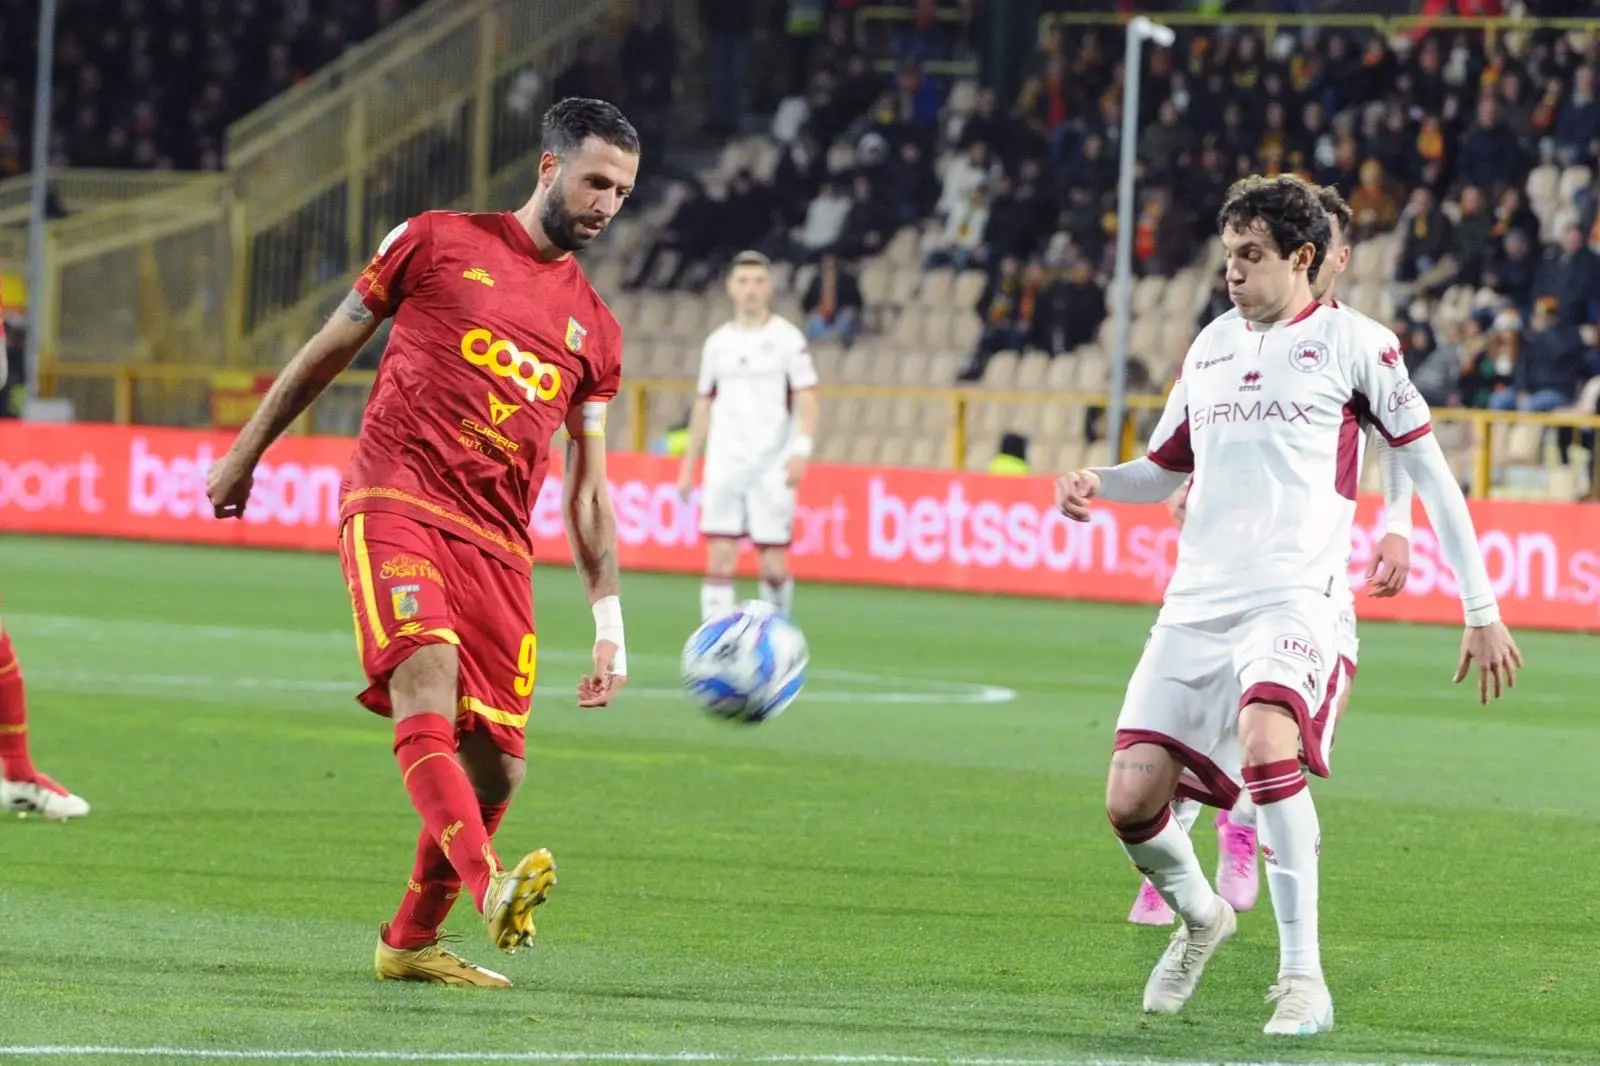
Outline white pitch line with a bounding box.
[0,1051,1495,1066]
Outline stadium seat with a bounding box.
[981,351,1020,389]
[920,269,955,307]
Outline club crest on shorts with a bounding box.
[391,584,421,620]
[565,317,587,353]
[1290,339,1330,374]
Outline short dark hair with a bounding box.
[1314,185,1352,237]
[541,97,640,158]
[1217,174,1330,276]
[730,250,771,270]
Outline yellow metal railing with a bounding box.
[0,169,215,229]
[37,361,1600,502]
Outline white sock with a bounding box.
[1228,792,1257,829]
[1119,808,1220,928]
[700,579,736,622]
[1245,761,1321,979]
[760,576,794,615]
[1173,798,1203,835]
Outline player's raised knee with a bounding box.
[1238,700,1301,767]
[457,730,525,805]
[389,643,460,716]
[1105,743,1179,833]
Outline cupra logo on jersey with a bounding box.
[459,328,563,404]
[1291,339,1330,373]
[488,394,521,426]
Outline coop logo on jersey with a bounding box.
[460,328,563,404]
[1290,339,1330,373]
[1239,370,1262,392]
[565,317,588,354]
[390,584,421,620]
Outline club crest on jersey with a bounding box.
[565,317,588,353]
[1290,339,1330,374]
[1378,344,1403,368]
[390,585,421,621]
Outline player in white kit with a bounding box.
[677,251,820,621]
[1127,185,1417,926]
[1056,175,1522,1036]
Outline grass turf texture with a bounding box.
[0,532,1594,1066]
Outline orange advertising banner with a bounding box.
[3,421,1598,631]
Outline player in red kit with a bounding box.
[0,296,92,821]
[206,98,639,987]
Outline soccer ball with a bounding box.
[681,601,809,724]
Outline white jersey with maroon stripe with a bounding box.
[1146,300,1430,625]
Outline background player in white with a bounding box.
[1127,184,1416,926]
[1056,175,1521,1036]
[677,251,819,621]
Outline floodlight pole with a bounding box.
[23,0,60,412]
[1106,15,1175,462]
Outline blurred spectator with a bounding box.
[937,141,991,223]
[1415,319,1466,407]
[1492,297,1586,413]
[960,257,1056,380]
[1457,99,1527,192]
[624,180,717,290]
[1447,184,1494,288]
[924,182,988,270]
[834,175,895,260]
[620,0,678,168]
[790,179,852,264]
[554,36,625,106]
[802,253,862,348]
[1555,65,1600,167]
[1485,228,1539,309]
[1395,186,1454,288]
[1533,225,1600,326]
[1463,309,1523,409]
[1348,158,1400,238]
[877,141,938,228]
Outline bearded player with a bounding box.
[677,251,819,621]
[1127,185,1417,926]
[207,98,638,987]
[1059,174,1520,1035]
[0,296,91,820]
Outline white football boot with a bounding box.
[1263,974,1335,1035]
[1142,895,1237,1014]
[1,775,91,820]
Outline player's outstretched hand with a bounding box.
[206,452,255,519]
[1166,478,1192,528]
[1054,470,1101,522]
[1454,621,1522,704]
[1366,532,1411,598]
[578,638,627,708]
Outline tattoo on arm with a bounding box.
[341,289,375,323]
[565,437,620,601]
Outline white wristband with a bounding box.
[1464,602,1501,628]
[592,595,627,676]
[790,435,814,458]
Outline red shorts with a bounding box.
[337,511,536,759]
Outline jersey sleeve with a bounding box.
[695,334,719,398]
[566,311,623,438]
[1349,320,1432,447]
[785,326,820,390]
[354,214,431,318]
[1146,351,1195,473]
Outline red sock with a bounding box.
[0,631,37,783]
[392,714,499,913]
[386,799,511,950]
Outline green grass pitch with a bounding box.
[0,533,1595,1066]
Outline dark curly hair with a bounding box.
[1217,174,1330,277]
[1314,185,1352,239]
[541,97,640,158]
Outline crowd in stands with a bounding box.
[0,0,426,176]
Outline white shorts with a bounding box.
[1114,595,1354,809]
[699,465,795,546]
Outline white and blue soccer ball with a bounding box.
[681,601,809,724]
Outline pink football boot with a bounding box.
[1214,809,1259,911]
[1127,879,1175,926]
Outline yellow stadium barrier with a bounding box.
[35,361,1600,502]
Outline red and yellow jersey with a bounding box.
[340,210,624,574]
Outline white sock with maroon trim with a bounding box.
[1115,806,1221,928]
[1244,758,1322,979]
[700,578,736,623]
[760,576,794,616]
